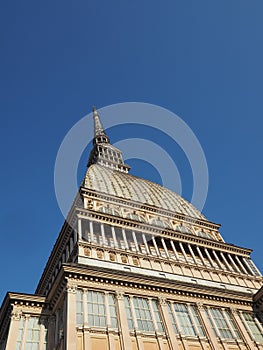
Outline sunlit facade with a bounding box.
[1,108,263,350]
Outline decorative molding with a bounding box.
[11,309,22,321]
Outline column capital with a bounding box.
[11,309,22,321]
[158,297,166,306]
[230,307,237,315]
[115,291,124,300]
[67,282,77,294]
[196,302,204,311]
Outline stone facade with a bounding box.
[1,107,263,350]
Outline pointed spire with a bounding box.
[93,106,106,137]
[87,106,130,173]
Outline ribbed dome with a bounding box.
[84,164,206,220]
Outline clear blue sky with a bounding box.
[1,1,263,304]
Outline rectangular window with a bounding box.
[76,289,83,326]
[87,291,106,327]
[25,317,41,350]
[206,308,237,340]
[108,294,118,329]
[173,303,196,336]
[152,299,164,332]
[242,313,263,343]
[16,318,25,350]
[167,303,179,334]
[124,296,134,330]
[189,305,205,337]
[133,297,154,332]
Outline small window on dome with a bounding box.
[98,206,121,217]
[175,225,192,234]
[197,230,212,239]
[126,213,145,223]
[151,219,170,229]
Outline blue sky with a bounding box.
[1,1,263,304]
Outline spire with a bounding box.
[92,106,110,145]
[93,106,106,137]
[87,107,130,173]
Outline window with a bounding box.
[124,296,134,330]
[16,318,25,350]
[124,296,164,333]
[76,290,118,329]
[25,317,41,350]
[108,294,118,329]
[173,303,196,336]
[242,313,263,343]
[152,299,164,332]
[244,258,260,276]
[87,291,106,327]
[76,290,83,325]
[168,302,205,337]
[205,307,239,340]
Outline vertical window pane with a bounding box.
[151,299,164,332]
[243,313,263,343]
[76,289,83,326]
[108,294,118,329]
[124,296,134,330]
[167,303,179,334]
[189,305,205,337]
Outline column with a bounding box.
[204,249,214,268]
[65,281,77,350]
[132,231,140,252]
[39,317,46,350]
[78,218,82,240]
[5,309,23,350]
[104,292,115,350]
[235,256,249,274]
[227,254,241,273]
[82,289,91,350]
[220,252,232,271]
[143,234,151,255]
[211,250,225,270]
[122,228,129,250]
[115,292,132,350]
[47,315,56,350]
[179,242,188,263]
[170,240,180,260]
[152,236,160,256]
[196,246,206,266]
[188,244,198,265]
[161,238,170,259]
[158,298,180,350]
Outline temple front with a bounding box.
[1,108,263,350]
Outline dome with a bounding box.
[84,164,206,221]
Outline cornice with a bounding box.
[60,263,254,306]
